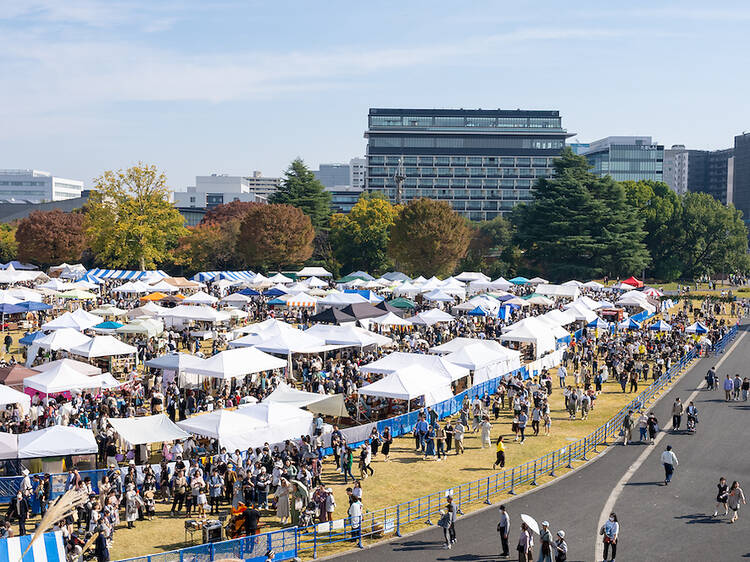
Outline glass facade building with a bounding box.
[583,136,664,182]
[364,108,572,220]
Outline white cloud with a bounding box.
[0,25,628,119]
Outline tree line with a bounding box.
[5,150,748,282]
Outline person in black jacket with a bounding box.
[7,492,30,535]
[94,526,110,562]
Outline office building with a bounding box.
[245,171,281,198]
[732,133,750,225]
[315,164,350,189]
[663,145,689,194]
[174,174,268,211]
[582,137,664,183]
[364,108,572,220]
[664,146,734,203]
[0,169,84,203]
[314,158,366,213]
[567,142,590,155]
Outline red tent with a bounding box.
[622,276,643,288]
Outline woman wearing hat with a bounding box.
[554,530,567,562]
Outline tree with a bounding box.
[388,198,471,276]
[329,193,398,275]
[671,193,748,279]
[512,148,649,280]
[236,204,315,270]
[622,180,682,280]
[458,215,519,276]
[172,222,243,273]
[15,210,86,266]
[199,200,256,226]
[270,158,331,229]
[0,224,17,264]
[85,163,187,270]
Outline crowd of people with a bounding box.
[0,273,742,562]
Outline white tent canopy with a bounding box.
[0,432,18,460]
[71,335,137,358]
[33,328,91,352]
[183,291,219,305]
[500,324,556,358]
[408,309,455,326]
[535,284,580,299]
[542,309,578,327]
[158,305,230,323]
[369,312,411,327]
[41,309,101,331]
[297,266,332,278]
[358,364,453,406]
[262,383,348,417]
[252,330,340,355]
[429,337,507,355]
[111,281,154,294]
[304,324,392,348]
[108,414,190,446]
[360,351,469,383]
[444,343,521,384]
[17,425,97,458]
[24,362,103,394]
[236,402,314,438]
[184,347,287,379]
[0,384,30,411]
[145,352,206,372]
[33,358,101,376]
[177,410,257,451]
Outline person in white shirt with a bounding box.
[557,365,567,388]
[661,445,679,485]
[348,497,362,538]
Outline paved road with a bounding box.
[333,327,750,562]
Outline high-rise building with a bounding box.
[364,108,572,220]
[314,158,366,213]
[0,169,84,203]
[663,145,689,194]
[582,136,664,183]
[732,133,750,225]
[664,146,734,203]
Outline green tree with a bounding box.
[671,193,748,279]
[172,223,243,273]
[15,210,86,266]
[329,192,398,275]
[622,180,682,280]
[236,204,315,270]
[512,148,649,280]
[85,163,187,270]
[458,215,519,276]
[0,224,17,264]
[388,198,471,276]
[270,158,332,229]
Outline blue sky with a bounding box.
[1,1,748,191]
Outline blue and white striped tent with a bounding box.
[87,269,168,281]
[0,531,66,562]
[191,270,255,283]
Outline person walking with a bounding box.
[637,411,648,443]
[497,505,510,558]
[435,423,447,461]
[671,398,683,432]
[480,416,492,448]
[454,420,465,455]
[554,530,567,562]
[714,477,729,517]
[493,436,506,470]
[381,426,392,461]
[538,521,553,562]
[728,481,747,523]
[557,365,567,388]
[661,445,679,485]
[438,502,456,549]
[600,512,618,562]
[647,412,659,445]
[517,410,528,444]
[517,521,533,562]
[621,410,634,445]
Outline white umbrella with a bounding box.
[521,513,540,535]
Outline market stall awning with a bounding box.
[184,347,287,379]
[108,414,190,446]
[17,426,97,458]
[262,383,348,417]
